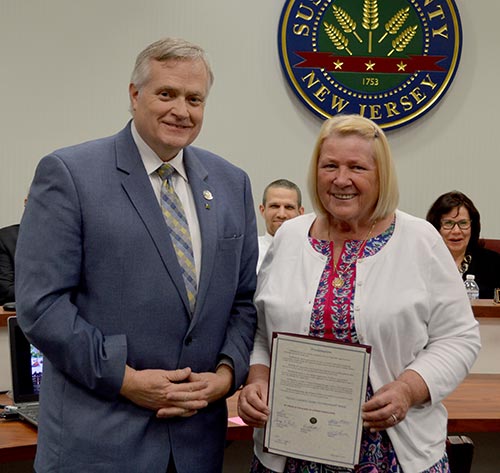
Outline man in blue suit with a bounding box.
[15,37,258,473]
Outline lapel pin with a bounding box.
[203,190,213,201]
[205,203,211,210]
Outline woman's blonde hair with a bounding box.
[307,114,399,221]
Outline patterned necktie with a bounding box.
[157,163,197,313]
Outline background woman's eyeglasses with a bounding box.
[440,219,472,230]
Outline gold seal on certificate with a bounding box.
[264,333,371,469]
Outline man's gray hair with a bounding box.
[130,37,214,91]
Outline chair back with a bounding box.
[479,238,500,254]
[446,435,474,473]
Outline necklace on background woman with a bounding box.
[459,254,472,274]
[329,220,377,289]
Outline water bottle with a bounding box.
[464,274,479,300]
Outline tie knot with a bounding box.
[157,163,175,181]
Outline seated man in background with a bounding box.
[426,190,500,299]
[257,179,304,271]
[0,222,19,305]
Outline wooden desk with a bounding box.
[444,373,500,432]
[2,299,499,327]
[0,392,251,462]
[0,307,16,328]
[0,410,37,463]
[2,374,499,463]
[0,392,37,462]
[227,392,253,442]
[226,373,500,441]
[471,299,500,318]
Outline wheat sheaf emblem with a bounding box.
[323,1,418,56]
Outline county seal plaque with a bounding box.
[278,0,463,130]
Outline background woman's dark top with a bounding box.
[464,245,500,299]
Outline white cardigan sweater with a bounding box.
[251,211,481,473]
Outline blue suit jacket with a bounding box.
[15,123,258,473]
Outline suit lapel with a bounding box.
[183,147,218,322]
[115,124,191,313]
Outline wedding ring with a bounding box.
[391,413,398,425]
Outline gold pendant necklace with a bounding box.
[332,276,345,289]
[330,220,377,289]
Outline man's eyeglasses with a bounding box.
[440,219,472,230]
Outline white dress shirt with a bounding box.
[131,122,201,284]
[257,232,273,272]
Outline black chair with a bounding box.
[446,435,474,473]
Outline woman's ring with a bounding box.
[391,413,398,425]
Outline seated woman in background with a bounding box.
[426,190,500,299]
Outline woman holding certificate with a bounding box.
[238,115,481,473]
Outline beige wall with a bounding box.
[0,0,499,238]
[0,3,498,471]
[0,0,498,379]
[0,329,9,391]
[471,319,500,374]
[1,0,498,393]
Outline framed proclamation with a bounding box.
[264,332,371,468]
